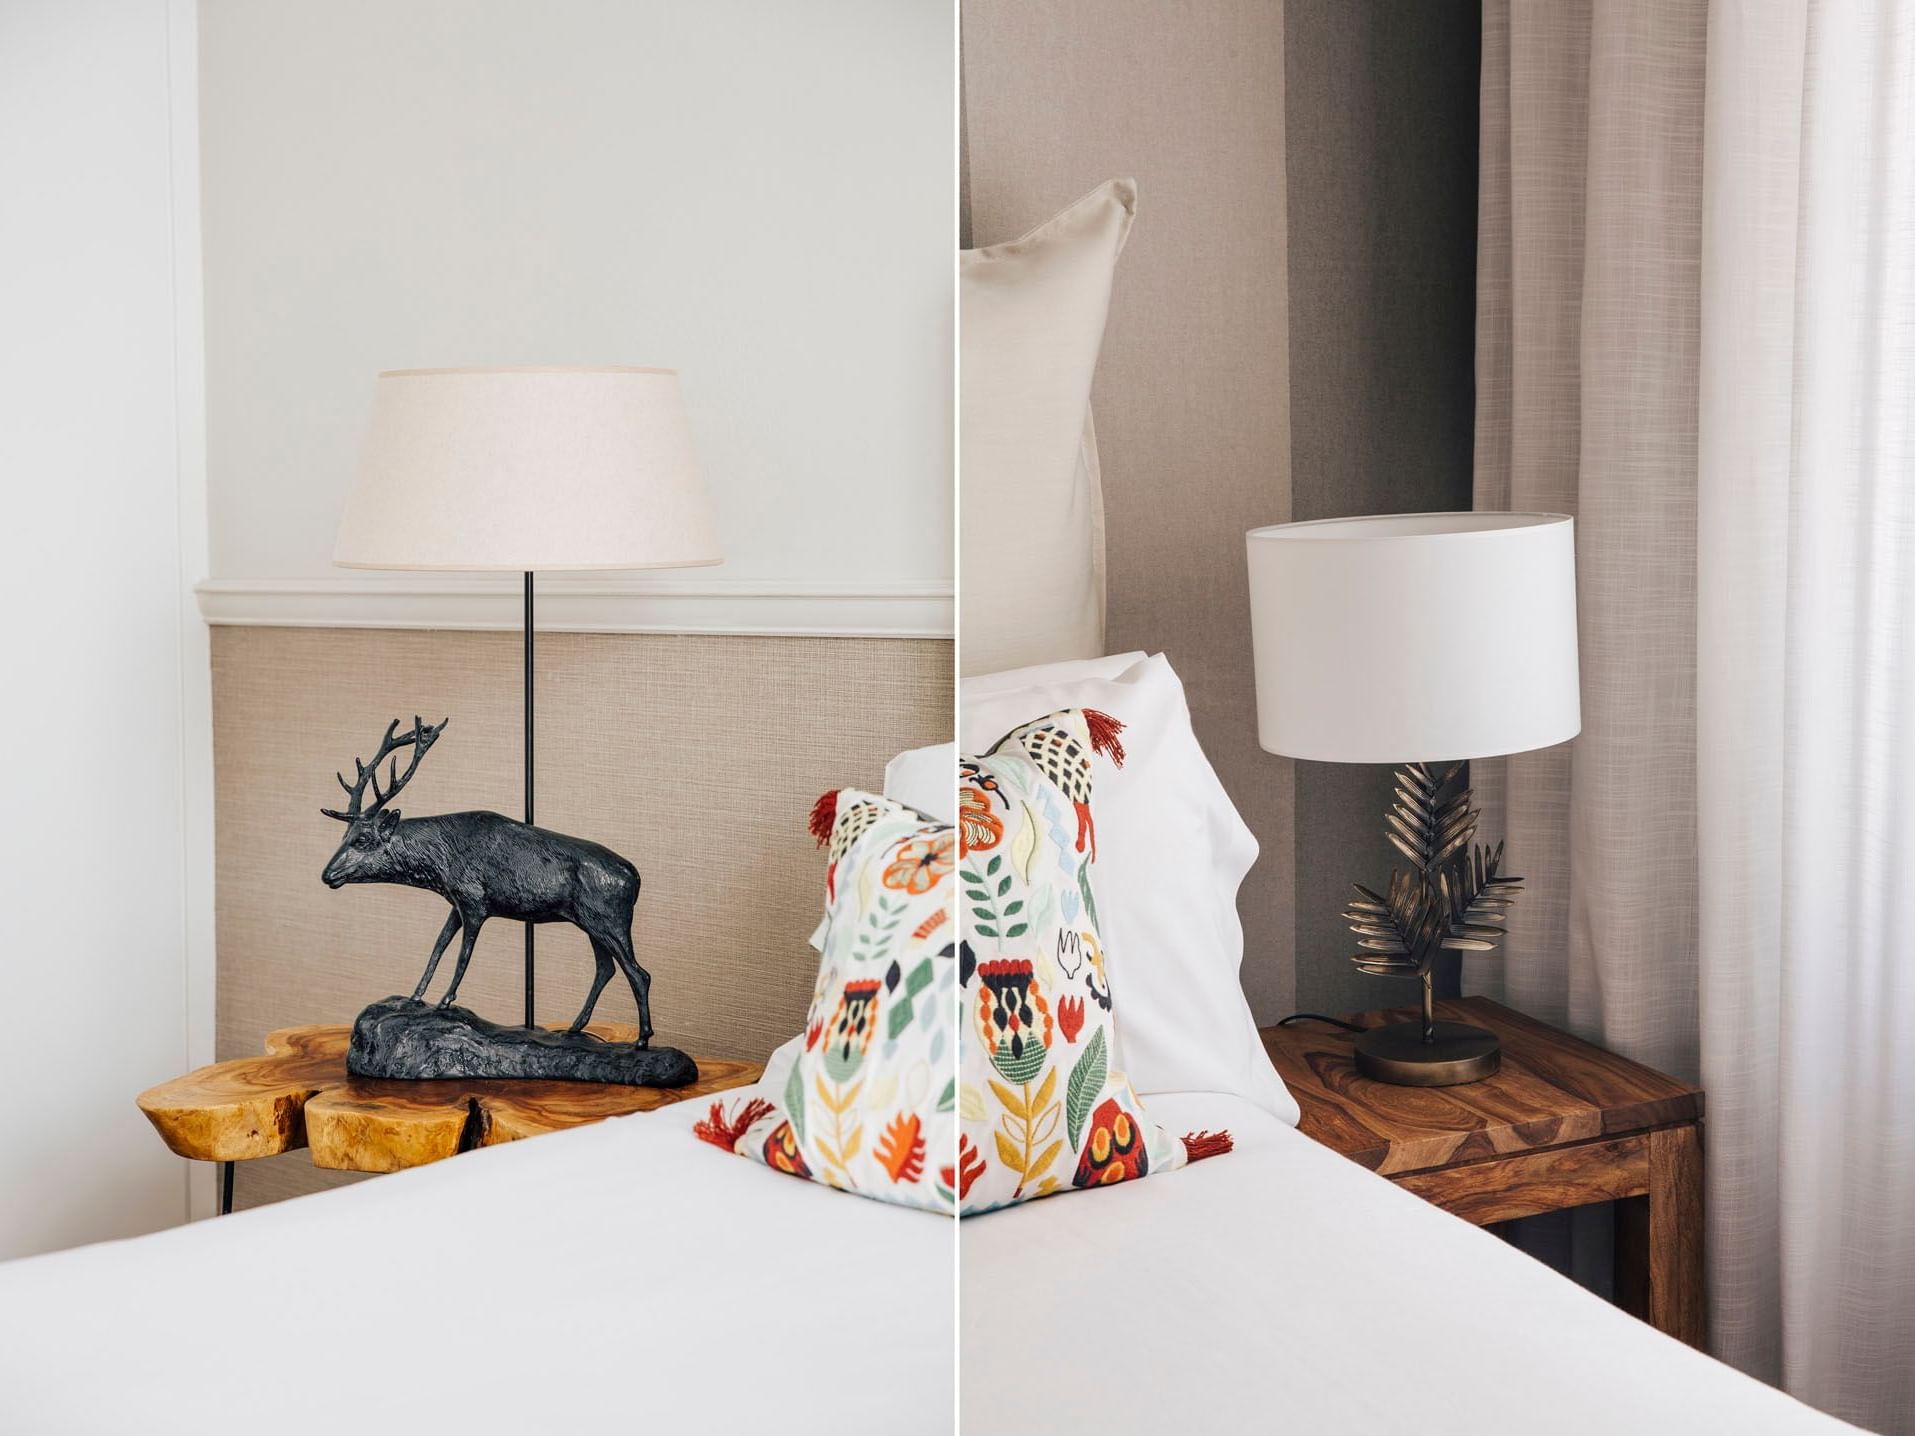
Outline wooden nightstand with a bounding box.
[1260,995,1704,1347]
[139,1023,760,1214]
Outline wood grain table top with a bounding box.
[138,1024,762,1174]
[1259,996,1702,1178]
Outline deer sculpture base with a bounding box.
[347,997,699,1086]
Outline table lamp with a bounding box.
[1245,512,1580,1085]
[335,366,721,1027]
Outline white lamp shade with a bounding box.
[334,367,722,571]
[1245,512,1581,763]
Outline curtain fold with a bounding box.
[1694,0,1806,1393]
[1700,2,1915,1426]
[1469,0,1705,1074]
[1481,1,1915,1428]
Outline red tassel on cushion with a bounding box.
[693,1096,776,1151]
[1084,709,1126,767]
[1181,1130,1234,1162]
[808,789,839,847]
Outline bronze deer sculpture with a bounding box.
[320,717,654,1043]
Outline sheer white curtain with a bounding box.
[1699,1,1915,1426]
[1477,1,1915,1429]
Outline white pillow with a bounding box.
[960,650,1145,704]
[883,741,957,823]
[960,178,1135,677]
[960,653,1299,1125]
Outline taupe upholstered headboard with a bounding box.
[959,0,1297,1020]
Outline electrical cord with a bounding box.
[1274,1011,1366,1034]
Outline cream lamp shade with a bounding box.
[1245,512,1581,763]
[334,366,721,571]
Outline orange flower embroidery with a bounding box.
[1056,994,1085,1044]
[945,1133,986,1201]
[763,1120,811,1180]
[882,830,955,894]
[875,1112,926,1184]
[958,786,1002,855]
[1072,1098,1148,1189]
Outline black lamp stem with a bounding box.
[523,569,536,1028]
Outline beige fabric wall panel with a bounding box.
[212,628,950,1206]
[1284,0,1481,1018]
[961,0,1295,1020]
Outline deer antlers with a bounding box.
[321,716,449,823]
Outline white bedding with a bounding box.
[0,1070,1859,1435]
[0,1101,953,1435]
[961,1092,1853,1434]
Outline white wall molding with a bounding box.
[197,575,954,639]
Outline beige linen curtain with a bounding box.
[1478,2,1915,1429]
[1468,0,1706,1078]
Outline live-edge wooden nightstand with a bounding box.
[138,1023,760,1214]
[1260,995,1704,1347]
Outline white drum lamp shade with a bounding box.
[1245,513,1580,763]
[334,366,721,572]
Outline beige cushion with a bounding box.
[960,178,1134,676]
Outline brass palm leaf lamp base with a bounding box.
[1344,761,1520,1085]
[1245,513,1582,1087]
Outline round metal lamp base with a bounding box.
[1354,1020,1501,1086]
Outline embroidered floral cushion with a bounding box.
[956,707,1229,1214]
[696,789,956,1214]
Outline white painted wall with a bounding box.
[197,0,954,634]
[0,0,947,1257]
[0,0,213,1258]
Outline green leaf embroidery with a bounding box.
[785,1059,807,1144]
[1065,1027,1108,1152]
[1011,800,1039,881]
[887,995,915,1039]
[878,960,936,1039]
[966,861,1005,940]
[937,1078,955,1113]
[850,893,907,963]
[1077,858,1100,934]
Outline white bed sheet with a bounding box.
[961,1092,1854,1435]
[0,1100,953,1435]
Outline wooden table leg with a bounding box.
[220,1161,234,1217]
[1615,1124,1704,1347]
